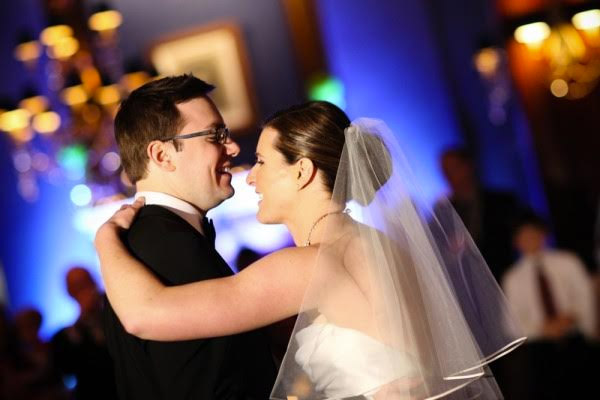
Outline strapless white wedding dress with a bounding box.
[294,322,418,399]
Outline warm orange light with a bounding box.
[40,24,73,46]
[19,95,48,115]
[80,67,102,92]
[545,24,586,62]
[81,103,102,124]
[61,85,89,107]
[0,109,31,132]
[550,79,568,97]
[568,82,590,99]
[88,10,123,32]
[32,111,61,134]
[120,71,151,92]
[572,9,600,31]
[46,36,79,59]
[9,128,35,143]
[95,84,121,106]
[14,41,41,63]
[474,48,500,78]
[514,22,551,46]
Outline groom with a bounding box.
[104,74,276,399]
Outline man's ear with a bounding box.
[296,157,316,190]
[147,140,176,172]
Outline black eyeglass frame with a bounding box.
[156,126,230,144]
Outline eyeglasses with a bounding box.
[157,126,230,144]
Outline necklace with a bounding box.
[304,209,350,247]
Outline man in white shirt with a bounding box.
[502,213,597,399]
[503,216,596,340]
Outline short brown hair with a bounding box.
[114,74,215,183]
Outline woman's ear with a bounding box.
[296,157,316,190]
[147,140,176,172]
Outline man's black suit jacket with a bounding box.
[104,205,276,400]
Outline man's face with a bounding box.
[514,225,547,255]
[169,97,240,211]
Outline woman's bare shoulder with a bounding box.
[261,245,320,264]
[341,222,402,271]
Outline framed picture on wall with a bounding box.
[149,22,258,133]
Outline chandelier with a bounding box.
[1,1,155,203]
[511,4,600,99]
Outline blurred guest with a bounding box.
[504,213,596,339]
[503,213,597,398]
[437,147,522,282]
[15,308,52,373]
[51,266,117,400]
[1,306,67,400]
[0,304,21,398]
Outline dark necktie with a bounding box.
[536,261,557,319]
[201,217,216,247]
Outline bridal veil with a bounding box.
[271,119,525,399]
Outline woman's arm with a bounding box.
[95,201,315,341]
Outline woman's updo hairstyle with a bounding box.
[264,101,349,194]
[264,101,392,205]
[342,124,393,206]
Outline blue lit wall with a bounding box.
[425,0,547,211]
[0,171,102,338]
[315,0,545,210]
[316,0,464,204]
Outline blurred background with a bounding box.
[0,0,599,398]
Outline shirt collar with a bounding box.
[135,191,203,234]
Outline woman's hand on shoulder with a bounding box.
[94,197,145,250]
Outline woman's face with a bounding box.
[246,127,298,224]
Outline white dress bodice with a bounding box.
[294,322,417,399]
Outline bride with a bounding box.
[96,101,525,399]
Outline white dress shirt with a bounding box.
[502,249,596,340]
[135,191,203,235]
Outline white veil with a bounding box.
[270,119,525,399]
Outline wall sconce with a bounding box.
[40,22,73,47]
[572,9,600,30]
[61,73,89,107]
[14,32,41,68]
[19,90,48,116]
[88,4,123,35]
[94,75,122,109]
[32,111,61,135]
[0,107,32,140]
[46,35,80,60]
[511,5,600,99]
[18,90,60,136]
[514,22,551,47]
